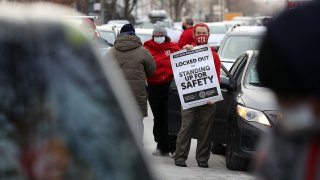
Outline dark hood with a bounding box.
[114,35,142,52]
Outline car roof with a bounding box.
[97,25,116,31]
[205,22,226,26]
[228,26,266,35]
[135,28,153,34]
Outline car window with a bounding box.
[229,54,245,76]
[244,57,264,87]
[233,55,248,80]
[99,30,116,44]
[136,33,152,43]
[220,35,261,59]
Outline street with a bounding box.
[143,106,254,180]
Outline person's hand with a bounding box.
[183,44,194,51]
[207,101,215,105]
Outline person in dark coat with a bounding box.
[178,16,195,49]
[144,21,180,156]
[255,1,320,179]
[107,24,156,144]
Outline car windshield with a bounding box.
[220,35,261,59]
[245,57,264,87]
[209,25,226,34]
[99,30,116,44]
[136,33,152,43]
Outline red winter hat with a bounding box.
[193,23,209,35]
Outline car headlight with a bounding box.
[236,105,271,126]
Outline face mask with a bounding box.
[195,35,209,45]
[182,25,187,30]
[154,36,165,44]
[279,103,320,136]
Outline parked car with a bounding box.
[223,21,240,31]
[168,50,278,171]
[218,26,265,70]
[232,16,256,26]
[213,50,278,170]
[107,19,130,26]
[206,22,228,51]
[135,28,153,43]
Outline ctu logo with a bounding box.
[198,37,206,43]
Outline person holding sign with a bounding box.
[144,21,180,156]
[174,23,221,168]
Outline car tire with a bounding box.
[226,133,248,171]
[211,142,226,155]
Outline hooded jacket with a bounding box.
[178,27,195,49]
[109,34,155,117]
[143,39,180,86]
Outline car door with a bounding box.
[212,53,248,144]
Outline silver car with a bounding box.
[218,26,265,70]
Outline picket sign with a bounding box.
[170,44,223,109]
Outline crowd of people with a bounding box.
[2,1,320,178]
[105,2,320,176]
[106,16,222,168]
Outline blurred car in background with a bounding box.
[254,16,273,26]
[218,26,265,70]
[223,21,240,31]
[107,19,130,26]
[135,28,153,43]
[72,17,112,56]
[97,25,117,45]
[231,16,256,26]
[206,22,228,51]
[173,21,183,31]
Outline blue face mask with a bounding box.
[154,36,165,44]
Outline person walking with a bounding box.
[174,23,221,168]
[255,1,320,179]
[143,21,180,156]
[106,24,156,144]
[178,16,195,49]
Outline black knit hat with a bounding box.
[120,24,135,35]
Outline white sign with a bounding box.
[170,45,223,109]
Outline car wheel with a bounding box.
[226,132,248,170]
[211,142,226,155]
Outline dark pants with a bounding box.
[175,104,215,162]
[148,82,171,153]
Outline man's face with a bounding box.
[194,26,209,45]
